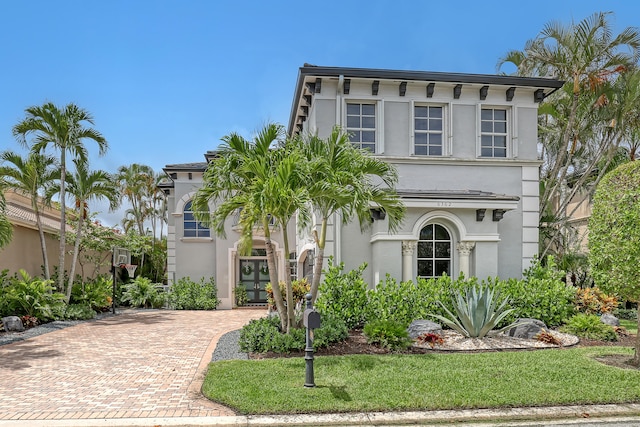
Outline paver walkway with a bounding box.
[0,309,264,422]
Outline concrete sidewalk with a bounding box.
[1,309,639,427]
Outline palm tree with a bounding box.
[498,12,640,218]
[259,147,311,330]
[63,158,118,301]
[293,127,405,302]
[0,151,59,279]
[115,163,155,235]
[193,124,292,330]
[13,102,108,292]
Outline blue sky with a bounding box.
[1,0,639,226]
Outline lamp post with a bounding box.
[303,293,321,387]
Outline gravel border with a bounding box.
[211,329,249,361]
[0,310,123,347]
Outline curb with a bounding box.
[1,404,640,427]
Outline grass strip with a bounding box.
[620,319,638,334]
[202,347,638,414]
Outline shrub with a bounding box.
[239,314,349,353]
[239,316,303,353]
[363,319,412,351]
[365,275,424,327]
[560,314,618,341]
[265,279,310,311]
[575,287,618,315]
[70,275,113,312]
[315,259,369,329]
[235,285,248,307]
[496,256,576,327]
[168,277,219,310]
[122,277,166,309]
[0,270,66,321]
[614,307,638,321]
[431,284,516,338]
[64,303,96,320]
[312,315,349,349]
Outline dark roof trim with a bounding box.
[163,162,207,173]
[288,64,564,134]
[397,189,520,201]
[299,65,564,88]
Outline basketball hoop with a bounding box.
[120,264,138,278]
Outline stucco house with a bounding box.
[162,65,563,309]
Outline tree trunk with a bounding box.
[66,215,84,303]
[34,205,50,281]
[57,154,67,293]
[280,222,295,332]
[309,217,328,303]
[264,227,287,331]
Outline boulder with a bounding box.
[407,320,442,339]
[507,318,547,339]
[2,316,25,332]
[600,313,620,327]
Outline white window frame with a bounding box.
[342,98,384,154]
[477,105,514,158]
[411,101,450,157]
[416,223,453,279]
[183,200,211,239]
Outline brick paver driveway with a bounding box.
[0,309,264,422]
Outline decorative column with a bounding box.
[402,240,417,282]
[456,241,475,278]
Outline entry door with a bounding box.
[239,259,270,304]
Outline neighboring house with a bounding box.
[162,65,563,309]
[0,189,111,279]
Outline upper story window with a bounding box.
[414,105,444,156]
[417,224,451,279]
[183,200,210,238]
[346,102,376,152]
[480,108,508,158]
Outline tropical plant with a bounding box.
[64,303,96,320]
[0,270,65,321]
[560,314,617,341]
[168,276,219,310]
[291,127,405,303]
[575,287,618,315]
[193,123,294,331]
[13,102,108,292]
[363,319,412,351]
[70,275,113,312]
[589,160,640,365]
[498,12,640,258]
[121,276,165,308]
[235,285,248,307]
[430,284,517,338]
[62,158,118,301]
[265,279,310,312]
[0,151,58,278]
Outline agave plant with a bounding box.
[430,284,516,338]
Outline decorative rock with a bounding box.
[600,313,620,327]
[507,318,547,339]
[407,320,442,339]
[2,316,25,332]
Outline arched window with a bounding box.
[417,224,451,278]
[183,200,210,238]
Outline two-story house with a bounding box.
[162,65,563,309]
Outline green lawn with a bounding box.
[620,319,638,335]
[202,347,639,415]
